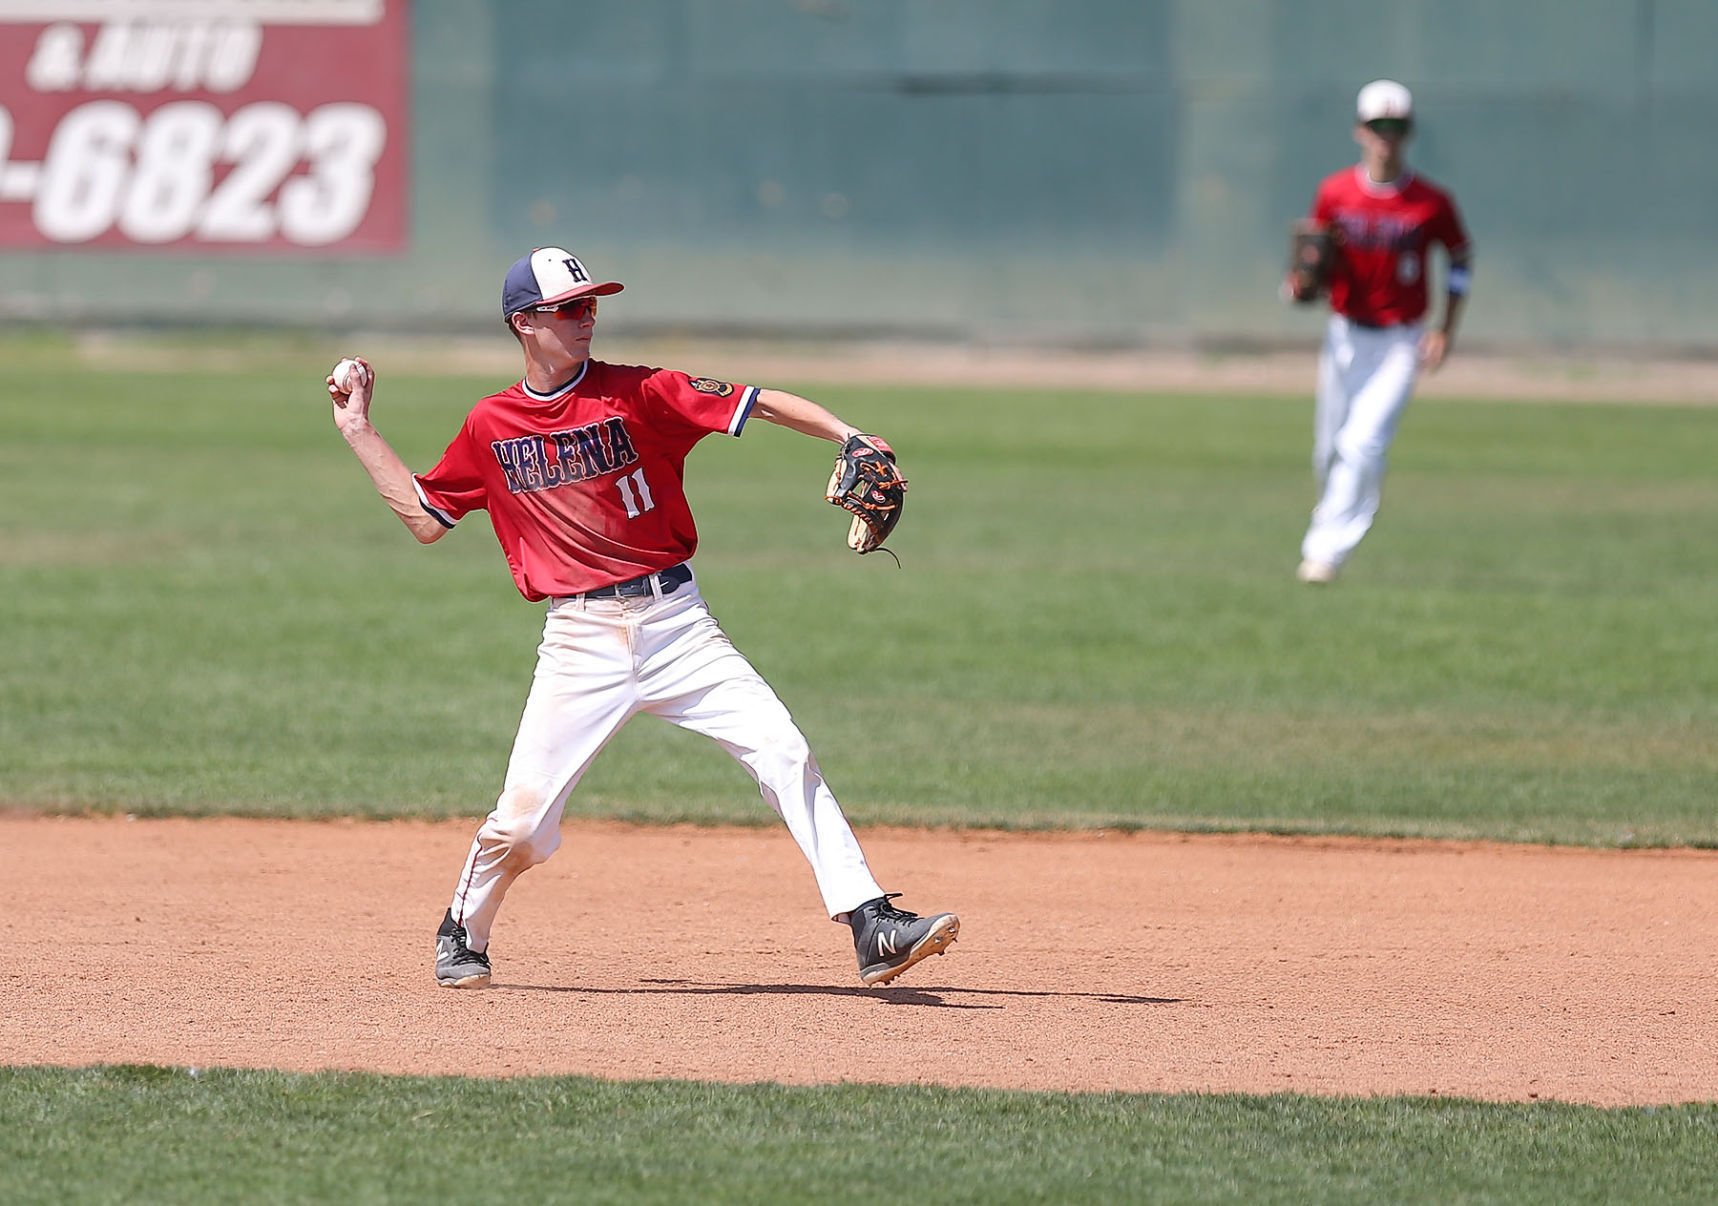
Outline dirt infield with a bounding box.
[9,816,1716,1106]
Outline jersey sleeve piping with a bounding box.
[728,386,759,437]
[412,476,458,529]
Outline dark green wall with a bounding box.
[6,0,1715,351]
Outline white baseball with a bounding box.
[330,357,366,394]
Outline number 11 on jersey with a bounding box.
[615,467,655,518]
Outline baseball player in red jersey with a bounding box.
[1286,80,1472,583]
[324,246,958,988]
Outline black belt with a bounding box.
[1346,317,1403,331]
[575,562,691,599]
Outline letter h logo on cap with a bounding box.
[502,246,625,317]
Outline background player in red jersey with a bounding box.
[1285,80,1473,584]
[324,246,958,989]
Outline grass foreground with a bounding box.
[5,1066,1718,1205]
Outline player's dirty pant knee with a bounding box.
[476,786,562,875]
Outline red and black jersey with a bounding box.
[414,361,757,600]
[1311,167,1470,327]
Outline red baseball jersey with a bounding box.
[1311,167,1470,326]
[413,361,759,600]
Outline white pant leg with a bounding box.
[1301,317,1421,567]
[1311,320,1351,489]
[634,582,886,919]
[449,598,640,952]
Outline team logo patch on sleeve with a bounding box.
[688,377,735,397]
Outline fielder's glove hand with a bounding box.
[1286,220,1336,304]
[825,433,907,556]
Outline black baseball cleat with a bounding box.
[435,910,492,988]
[850,894,959,987]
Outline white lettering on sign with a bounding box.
[0,0,403,250]
[12,99,386,245]
[28,21,263,93]
[24,22,79,90]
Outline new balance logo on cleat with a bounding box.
[850,893,959,987]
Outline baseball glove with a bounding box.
[825,433,907,556]
[1287,220,1336,303]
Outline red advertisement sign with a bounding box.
[0,0,408,252]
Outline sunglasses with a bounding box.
[533,296,599,319]
[1364,118,1411,136]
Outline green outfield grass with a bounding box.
[2,346,1715,844]
[5,1067,1717,1205]
[7,345,1718,1202]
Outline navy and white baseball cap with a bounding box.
[501,247,624,317]
[1356,79,1413,122]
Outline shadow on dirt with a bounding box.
[496,979,1180,1009]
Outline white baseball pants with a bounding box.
[447,568,885,952]
[1301,315,1423,568]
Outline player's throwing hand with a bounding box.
[326,356,375,424]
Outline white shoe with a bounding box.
[1296,559,1338,584]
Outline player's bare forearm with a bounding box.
[337,420,447,544]
[1419,251,1471,373]
[1441,292,1466,341]
[326,357,446,543]
[752,389,860,443]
